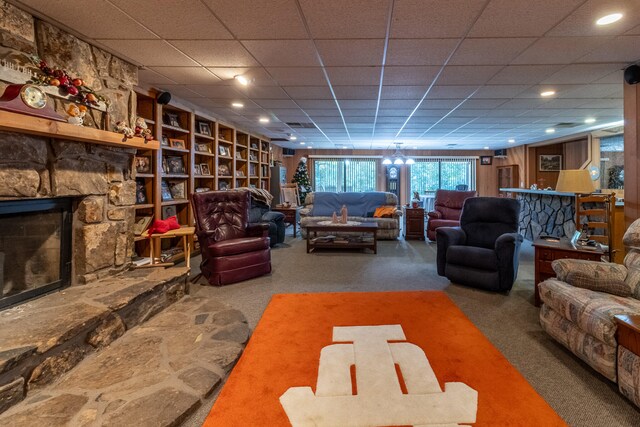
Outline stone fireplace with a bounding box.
[0,130,137,297]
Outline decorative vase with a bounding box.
[332,212,338,223]
[340,205,348,224]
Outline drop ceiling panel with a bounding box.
[238,86,291,99]
[437,66,503,85]
[315,40,385,66]
[149,67,221,85]
[390,0,486,38]
[170,41,258,67]
[183,85,244,98]
[542,63,626,84]
[334,86,380,100]
[449,38,536,65]
[138,68,176,85]
[427,86,480,99]
[254,100,301,109]
[299,0,391,39]
[154,84,203,99]
[266,67,327,86]
[243,40,319,66]
[202,0,308,39]
[336,100,377,109]
[547,0,640,37]
[468,0,583,37]
[97,40,198,66]
[285,86,334,100]
[110,0,233,40]
[488,65,563,85]
[381,86,430,99]
[578,36,640,62]
[473,85,530,98]
[512,37,614,65]
[387,39,460,66]
[209,68,277,86]
[325,67,382,85]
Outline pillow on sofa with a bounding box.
[551,259,631,297]
[373,206,396,218]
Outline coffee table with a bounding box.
[306,221,378,254]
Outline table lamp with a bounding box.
[555,169,594,194]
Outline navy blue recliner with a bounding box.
[436,197,523,292]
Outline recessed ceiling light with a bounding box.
[483,146,489,150]
[343,146,348,149]
[290,136,297,140]
[234,75,249,86]
[300,142,305,145]
[584,118,596,124]
[259,117,269,123]
[596,13,623,26]
[308,146,312,149]
[231,102,244,108]
[413,146,418,149]
[546,128,555,134]
[540,90,555,97]
[508,138,515,143]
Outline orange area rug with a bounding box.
[204,291,566,426]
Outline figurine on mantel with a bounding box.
[332,211,339,223]
[115,120,134,139]
[133,116,153,141]
[340,204,348,224]
[66,103,86,126]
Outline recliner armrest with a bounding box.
[495,232,523,252]
[427,210,442,219]
[494,232,524,291]
[436,227,466,276]
[247,222,269,237]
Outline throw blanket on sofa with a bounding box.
[311,192,388,217]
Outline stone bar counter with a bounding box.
[499,188,577,241]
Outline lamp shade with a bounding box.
[555,169,594,194]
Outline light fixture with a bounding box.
[508,138,515,143]
[546,128,555,134]
[540,90,556,97]
[382,143,414,165]
[483,146,490,150]
[231,102,244,108]
[596,13,623,26]
[290,136,297,140]
[259,117,269,123]
[555,169,594,194]
[300,142,305,145]
[234,75,249,85]
[584,118,596,124]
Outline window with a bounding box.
[313,158,377,192]
[409,158,476,194]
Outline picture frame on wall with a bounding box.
[165,156,185,174]
[218,164,230,176]
[163,112,180,128]
[161,135,169,146]
[160,180,173,201]
[200,163,211,176]
[169,181,186,199]
[539,154,562,172]
[135,156,151,173]
[479,156,492,166]
[169,138,185,149]
[196,143,210,153]
[194,164,202,175]
[219,146,228,156]
[161,205,177,220]
[198,122,211,136]
[135,179,147,204]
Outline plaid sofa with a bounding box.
[539,218,640,407]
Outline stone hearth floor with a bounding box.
[0,268,249,426]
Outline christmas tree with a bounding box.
[292,157,312,205]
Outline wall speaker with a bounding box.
[282,148,296,156]
[624,65,640,85]
[494,149,507,158]
[157,91,172,105]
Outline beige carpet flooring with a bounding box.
[183,234,640,427]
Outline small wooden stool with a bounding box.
[141,226,195,269]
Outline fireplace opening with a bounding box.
[0,198,72,310]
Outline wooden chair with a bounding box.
[575,193,615,261]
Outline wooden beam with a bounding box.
[0,110,159,151]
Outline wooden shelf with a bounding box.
[163,174,189,179]
[136,173,154,178]
[161,124,189,134]
[218,138,233,144]
[134,203,155,209]
[195,174,215,178]
[195,152,215,158]
[163,147,189,154]
[0,110,159,151]
[161,199,189,206]
[194,132,215,141]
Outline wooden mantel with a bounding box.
[0,110,159,150]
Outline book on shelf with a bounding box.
[131,256,151,267]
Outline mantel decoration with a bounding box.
[29,57,109,107]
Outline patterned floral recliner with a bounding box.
[539,218,640,408]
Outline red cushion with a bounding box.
[147,216,180,235]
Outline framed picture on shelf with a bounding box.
[135,179,147,204]
[198,122,211,136]
[162,205,177,220]
[539,154,562,172]
[236,170,245,177]
[196,143,210,153]
[480,156,492,166]
[160,180,173,201]
[169,181,186,199]
[194,164,202,175]
[218,146,227,156]
[133,215,153,236]
[169,138,185,149]
[161,135,169,146]
[195,187,210,193]
[219,181,229,190]
[201,163,211,176]
[251,142,258,149]
[135,156,151,174]
[235,152,243,160]
[218,164,230,176]
[166,156,185,174]
[163,112,180,128]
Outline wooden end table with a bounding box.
[532,238,604,307]
[141,226,194,270]
[404,207,425,240]
[273,205,302,237]
[615,315,640,357]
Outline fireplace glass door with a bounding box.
[0,198,72,309]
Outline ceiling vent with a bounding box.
[446,143,457,147]
[553,122,580,128]
[286,122,316,129]
[334,144,355,149]
[270,137,290,142]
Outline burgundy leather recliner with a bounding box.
[426,189,477,241]
[191,190,271,286]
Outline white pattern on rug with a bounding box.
[280,325,478,427]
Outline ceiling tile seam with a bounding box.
[293,0,351,141]
[371,0,396,147]
[417,90,480,138]
[394,0,492,139]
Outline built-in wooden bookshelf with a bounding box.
[133,91,271,263]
